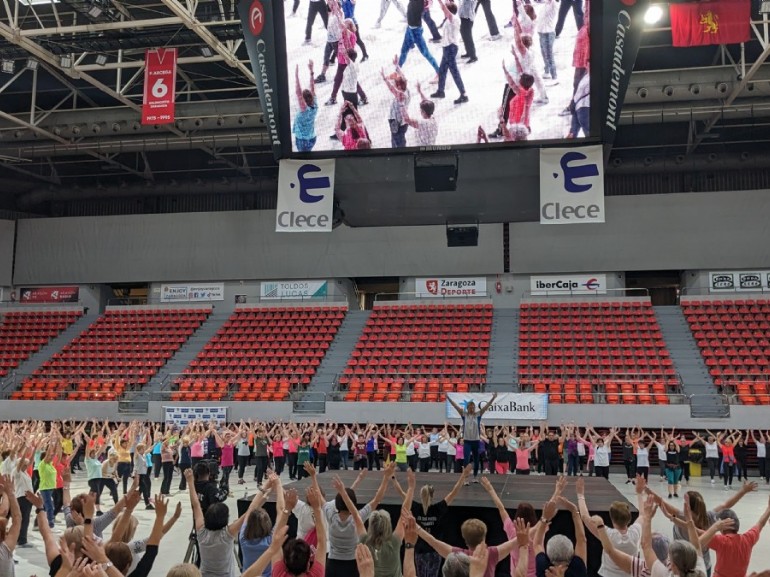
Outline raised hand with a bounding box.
[355,543,375,577]
[576,476,585,496]
[404,511,417,543]
[542,499,557,521]
[469,543,490,577]
[480,476,493,492]
[514,518,530,547]
[306,486,322,509]
[154,494,169,518]
[556,496,578,514]
[644,494,658,519]
[25,491,43,509]
[284,488,299,511]
[332,475,346,494]
[304,462,317,477]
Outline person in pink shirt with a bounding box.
[272,437,285,477]
[190,436,205,469]
[455,438,465,473]
[334,102,371,150]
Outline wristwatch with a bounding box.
[101,562,114,570]
[282,508,291,515]
[84,518,93,525]
[405,542,416,549]
[539,517,551,525]
[35,508,44,515]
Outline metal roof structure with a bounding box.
[0,0,768,218]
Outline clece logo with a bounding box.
[426,280,439,295]
[290,163,330,204]
[711,274,734,289]
[556,151,600,193]
[248,0,264,36]
[739,274,761,289]
[583,278,600,291]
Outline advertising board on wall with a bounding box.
[260,280,328,300]
[415,277,487,298]
[19,286,79,303]
[709,271,770,293]
[540,145,605,225]
[164,406,227,426]
[276,159,335,232]
[530,274,607,295]
[141,48,177,125]
[160,283,225,302]
[445,393,548,422]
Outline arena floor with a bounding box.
[14,468,770,575]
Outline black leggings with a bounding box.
[117,462,132,494]
[88,479,102,505]
[723,462,734,486]
[636,466,649,481]
[595,465,610,479]
[274,456,285,476]
[624,459,636,480]
[419,457,431,472]
[707,457,719,480]
[238,455,249,480]
[101,478,119,504]
[681,462,691,482]
[254,456,269,484]
[736,459,749,481]
[161,462,174,495]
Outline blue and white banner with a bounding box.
[163,406,227,427]
[540,146,605,224]
[276,159,335,232]
[160,283,224,302]
[445,393,548,422]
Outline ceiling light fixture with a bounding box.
[87,3,103,18]
[760,1,770,15]
[1,60,15,74]
[644,5,664,24]
[95,54,108,66]
[60,55,73,69]
[200,46,215,58]
[25,58,39,71]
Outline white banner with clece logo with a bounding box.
[276,159,335,232]
[415,277,487,298]
[160,283,224,302]
[709,271,770,293]
[530,274,607,295]
[445,393,548,422]
[260,280,328,300]
[540,145,605,224]
[163,406,227,427]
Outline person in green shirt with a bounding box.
[37,451,58,529]
[297,438,312,480]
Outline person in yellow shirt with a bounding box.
[37,450,58,529]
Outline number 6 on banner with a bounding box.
[151,78,169,98]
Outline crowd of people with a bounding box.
[0,416,769,577]
[288,0,590,151]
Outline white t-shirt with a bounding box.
[757,443,767,458]
[442,15,460,47]
[636,447,650,468]
[594,446,610,467]
[447,438,458,456]
[341,61,359,94]
[536,0,558,34]
[600,524,642,577]
[406,442,416,457]
[294,499,329,542]
[651,557,705,577]
[438,439,449,453]
[416,117,438,146]
[418,442,432,459]
[705,442,719,459]
[0,457,17,476]
[655,442,667,462]
[0,543,14,577]
[327,15,343,42]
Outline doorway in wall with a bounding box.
[624,271,682,306]
[352,277,400,310]
[109,284,149,306]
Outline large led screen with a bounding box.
[282,0,593,153]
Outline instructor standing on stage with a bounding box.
[448,392,498,485]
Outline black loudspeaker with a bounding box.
[446,225,478,247]
[414,154,458,192]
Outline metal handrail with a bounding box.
[232,294,349,305]
[520,287,650,300]
[680,287,770,297]
[159,372,310,390]
[373,292,492,302]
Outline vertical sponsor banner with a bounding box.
[276,159,335,232]
[238,0,285,158]
[141,48,177,125]
[540,146,604,224]
[602,0,648,149]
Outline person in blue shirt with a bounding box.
[293,60,318,152]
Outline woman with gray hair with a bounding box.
[534,494,587,577]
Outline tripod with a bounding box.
[183,529,200,566]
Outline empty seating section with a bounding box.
[0,310,82,377]
[341,303,492,402]
[683,299,770,405]
[13,308,210,401]
[519,301,676,404]
[173,306,346,401]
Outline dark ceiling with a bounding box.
[0,0,768,223]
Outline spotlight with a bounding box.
[216,116,225,126]
[1,60,14,74]
[91,123,101,133]
[193,118,203,128]
[637,87,648,98]
[200,46,215,58]
[675,155,685,164]
[663,86,674,96]
[71,125,81,135]
[716,82,729,94]
[740,151,750,161]
[612,157,623,167]
[111,122,122,132]
[25,58,39,71]
[13,130,23,139]
[643,156,654,166]
[95,54,108,66]
[707,153,718,162]
[689,84,700,95]
[131,121,141,131]
[60,55,73,69]
[644,5,664,24]
[237,115,247,125]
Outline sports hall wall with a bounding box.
[8,188,770,285]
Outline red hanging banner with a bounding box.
[669,0,751,47]
[141,48,177,125]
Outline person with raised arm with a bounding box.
[447,392,498,484]
[538,424,563,477]
[749,429,767,483]
[691,430,722,485]
[0,475,21,576]
[392,465,470,577]
[324,462,394,577]
[293,61,318,152]
[534,494,587,577]
[717,430,741,490]
[577,474,644,577]
[430,0,468,104]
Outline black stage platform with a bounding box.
[238,472,637,577]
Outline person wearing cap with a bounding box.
[700,495,770,577]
